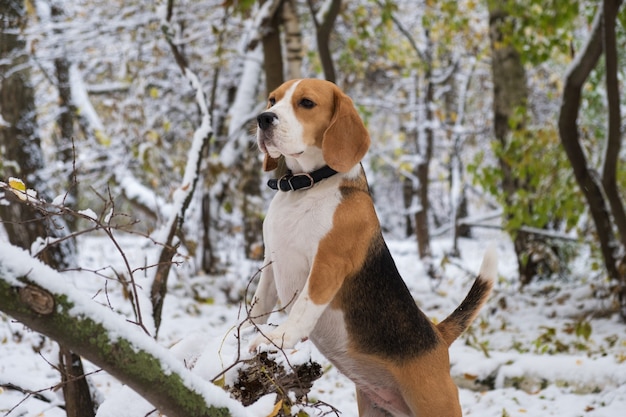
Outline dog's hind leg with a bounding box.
[392,348,463,417]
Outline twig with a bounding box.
[0,181,182,336]
[2,367,103,417]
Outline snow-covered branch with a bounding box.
[0,242,244,417]
[150,0,214,335]
[244,0,283,51]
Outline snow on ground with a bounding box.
[1,229,626,417]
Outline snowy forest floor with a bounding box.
[1,229,626,417]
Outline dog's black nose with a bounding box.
[257,112,278,130]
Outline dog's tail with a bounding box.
[436,247,497,346]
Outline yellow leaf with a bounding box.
[8,177,26,192]
[8,177,28,201]
[150,87,159,99]
[94,129,111,146]
[267,399,282,417]
[212,375,226,388]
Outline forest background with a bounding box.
[1,0,625,416]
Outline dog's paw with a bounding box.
[248,326,306,352]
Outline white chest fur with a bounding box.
[263,177,343,308]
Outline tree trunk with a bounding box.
[0,0,74,270]
[59,346,96,417]
[385,8,435,263]
[50,2,78,220]
[403,71,433,266]
[259,0,289,177]
[3,3,89,413]
[201,191,219,273]
[487,1,535,284]
[414,147,432,260]
[557,5,626,320]
[414,72,434,262]
[261,0,284,92]
[282,0,303,80]
[201,28,230,274]
[402,176,414,238]
[150,100,210,335]
[310,0,341,83]
[601,0,626,249]
[445,57,474,256]
[241,153,264,260]
[152,5,213,335]
[227,42,265,261]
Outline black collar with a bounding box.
[267,165,338,191]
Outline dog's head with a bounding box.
[256,79,370,173]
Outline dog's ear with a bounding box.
[322,87,370,173]
[263,154,279,171]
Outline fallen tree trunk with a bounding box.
[0,242,237,417]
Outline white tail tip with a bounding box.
[479,245,498,282]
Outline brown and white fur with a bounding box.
[248,78,496,417]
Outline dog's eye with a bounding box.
[299,98,316,109]
[268,97,276,107]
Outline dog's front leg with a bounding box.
[249,243,363,350]
[250,191,378,351]
[247,262,278,326]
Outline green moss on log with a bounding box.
[0,276,232,417]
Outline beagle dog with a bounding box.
[248,78,496,417]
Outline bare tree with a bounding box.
[558,1,626,320]
[382,4,440,268]
[308,0,342,83]
[447,58,477,256]
[49,0,78,216]
[150,0,213,335]
[600,0,626,257]
[406,69,435,262]
[259,0,285,91]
